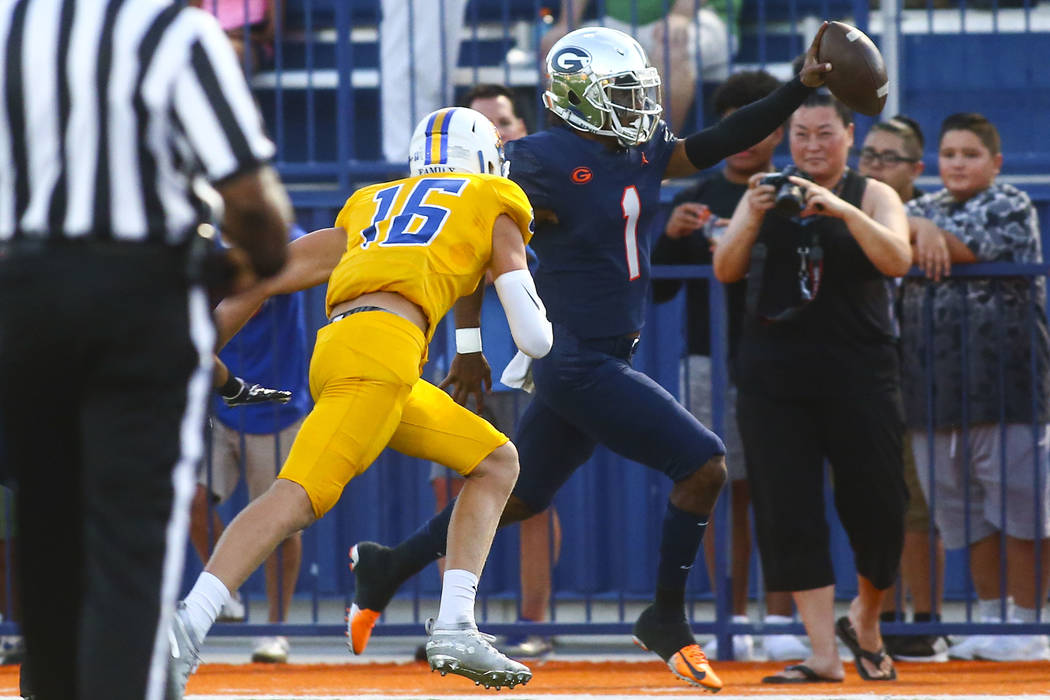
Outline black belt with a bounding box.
[583,333,641,361]
[329,305,389,323]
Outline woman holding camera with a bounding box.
[713,92,911,684]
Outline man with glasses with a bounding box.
[858,116,950,664]
[858,118,926,203]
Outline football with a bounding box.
[816,20,889,116]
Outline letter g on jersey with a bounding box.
[551,47,592,74]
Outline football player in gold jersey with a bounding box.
[169,108,552,695]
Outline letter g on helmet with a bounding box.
[550,46,592,74]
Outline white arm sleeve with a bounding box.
[493,269,553,358]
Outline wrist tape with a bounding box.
[455,327,483,354]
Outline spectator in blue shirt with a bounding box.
[191,225,312,664]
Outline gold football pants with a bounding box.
[279,310,508,517]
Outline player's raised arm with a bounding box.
[490,214,553,358]
[215,226,347,349]
[664,22,832,178]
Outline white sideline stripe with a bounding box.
[145,286,216,699]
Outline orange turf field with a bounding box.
[2,659,1048,696]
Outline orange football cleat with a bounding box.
[346,603,381,656]
[667,643,723,692]
[632,603,723,692]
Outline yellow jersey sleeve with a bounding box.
[333,189,364,235]
[487,177,534,247]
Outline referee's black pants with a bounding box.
[0,242,213,700]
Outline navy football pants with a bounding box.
[512,325,725,512]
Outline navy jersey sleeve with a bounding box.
[506,139,554,211]
[683,76,810,170]
[645,121,679,172]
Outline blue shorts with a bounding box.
[512,325,725,512]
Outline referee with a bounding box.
[0,2,291,699]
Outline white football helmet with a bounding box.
[543,27,663,147]
[408,107,509,177]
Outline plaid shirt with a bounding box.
[900,183,1050,429]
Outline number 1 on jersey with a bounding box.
[622,186,641,281]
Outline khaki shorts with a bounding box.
[902,430,933,532]
[280,312,508,518]
[680,355,745,480]
[200,417,304,503]
[911,424,1050,549]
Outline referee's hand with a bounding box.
[219,375,292,407]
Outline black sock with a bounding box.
[653,586,686,620]
[880,611,899,624]
[654,502,708,616]
[391,499,455,581]
[913,611,941,623]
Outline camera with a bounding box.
[758,164,813,217]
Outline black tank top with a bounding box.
[735,169,900,398]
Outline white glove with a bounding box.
[500,351,535,393]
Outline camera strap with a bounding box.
[797,232,824,303]
[746,228,823,323]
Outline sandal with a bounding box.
[835,616,897,681]
[762,663,843,684]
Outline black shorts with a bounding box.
[737,389,907,591]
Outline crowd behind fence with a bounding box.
[181,263,1050,658]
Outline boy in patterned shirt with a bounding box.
[899,112,1050,663]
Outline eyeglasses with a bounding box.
[857,148,919,167]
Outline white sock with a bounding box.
[978,598,1009,622]
[436,569,479,627]
[1014,605,1042,623]
[764,614,793,626]
[183,571,230,641]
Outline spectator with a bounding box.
[464,84,528,146]
[713,91,911,683]
[858,116,949,663]
[190,0,280,74]
[381,0,468,162]
[900,112,1050,662]
[190,228,312,664]
[858,117,926,204]
[424,84,563,659]
[651,69,807,663]
[540,0,733,132]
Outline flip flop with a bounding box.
[835,616,898,681]
[762,663,843,684]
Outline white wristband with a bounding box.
[455,327,483,354]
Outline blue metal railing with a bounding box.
[181,261,1050,664]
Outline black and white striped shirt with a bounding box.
[0,0,275,244]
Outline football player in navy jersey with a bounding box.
[349,25,832,690]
